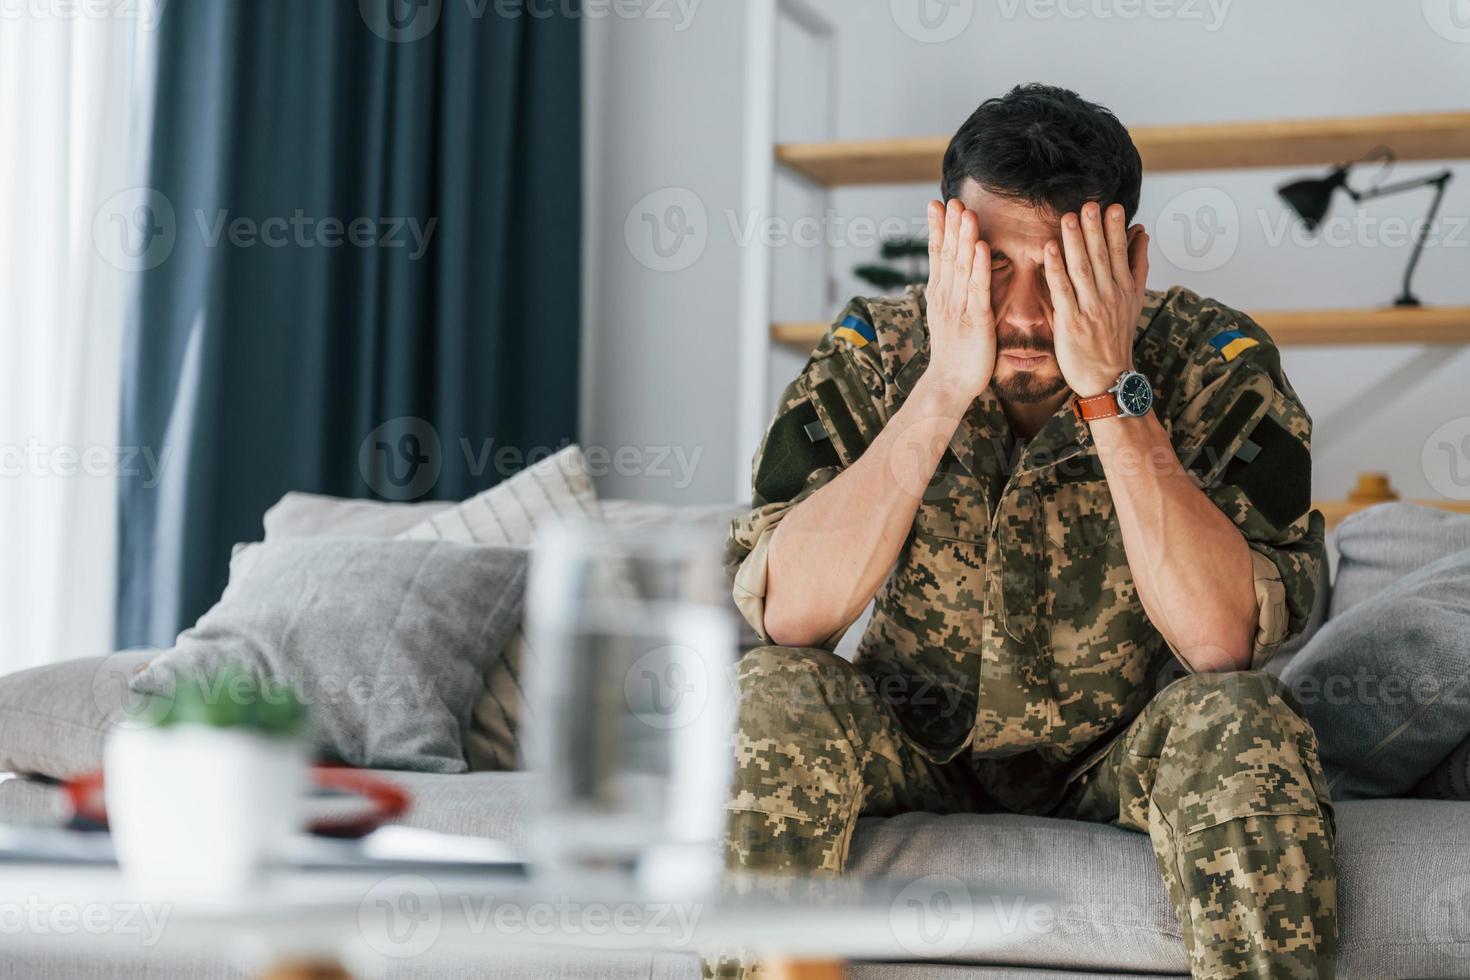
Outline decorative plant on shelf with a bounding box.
[854,236,929,292]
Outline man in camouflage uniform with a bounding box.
[719,85,1334,979]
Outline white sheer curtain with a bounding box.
[0,9,157,672]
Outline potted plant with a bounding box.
[854,236,929,293]
[104,665,309,904]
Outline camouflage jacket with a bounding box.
[726,285,1325,802]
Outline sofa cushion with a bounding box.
[1279,547,1470,800]
[1329,503,1470,618]
[254,481,751,772]
[849,811,1183,973]
[264,493,455,540]
[0,651,155,779]
[131,539,527,773]
[848,800,1470,976]
[364,769,543,852]
[0,775,69,824]
[394,446,603,772]
[600,499,745,532]
[260,456,598,774]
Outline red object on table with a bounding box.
[63,765,411,839]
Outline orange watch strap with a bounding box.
[1072,391,1119,422]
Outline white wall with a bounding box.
[584,0,1470,506]
[580,1,753,504]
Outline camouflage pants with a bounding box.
[714,645,1337,980]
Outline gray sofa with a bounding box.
[2,498,1469,979]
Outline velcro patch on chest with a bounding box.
[1207,329,1260,362]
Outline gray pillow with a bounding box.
[0,651,155,779]
[1279,547,1470,800]
[1330,502,1470,618]
[263,492,454,540]
[130,539,526,774]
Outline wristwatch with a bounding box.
[1072,370,1154,423]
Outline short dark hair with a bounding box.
[941,83,1142,223]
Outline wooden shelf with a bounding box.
[771,306,1470,350]
[777,136,950,188]
[771,321,837,347]
[775,110,1470,186]
[1251,306,1470,345]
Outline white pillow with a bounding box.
[395,446,601,770]
[263,493,453,540]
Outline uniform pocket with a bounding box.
[1130,675,1332,838]
[1043,480,1118,554]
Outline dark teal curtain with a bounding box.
[117,0,580,647]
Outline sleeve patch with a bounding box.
[1185,390,1264,483]
[1223,415,1312,529]
[832,315,877,349]
[1208,329,1260,362]
[754,400,839,504]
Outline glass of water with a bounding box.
[523,519,737,897]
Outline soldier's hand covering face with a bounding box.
[923,198,998,401]
[1043,200,1150,398]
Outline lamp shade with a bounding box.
[1277,166,1350,231]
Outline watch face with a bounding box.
[1117,373,1153,417]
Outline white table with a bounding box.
[0,841,1047,980]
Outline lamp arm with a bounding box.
[1391,173,1451,307]
[1349,169,1453,202]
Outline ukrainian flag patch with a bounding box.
[832,315,877,349]
[1208,329,1260,362]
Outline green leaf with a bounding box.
[137,665,307,737]
[879,237,930,260]
[853,265,914,291]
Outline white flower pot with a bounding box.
[104,724,308,905]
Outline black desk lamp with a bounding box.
[1278,149,1454,307]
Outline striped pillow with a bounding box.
[396,445,600,770]
[1416,736,1470,801]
